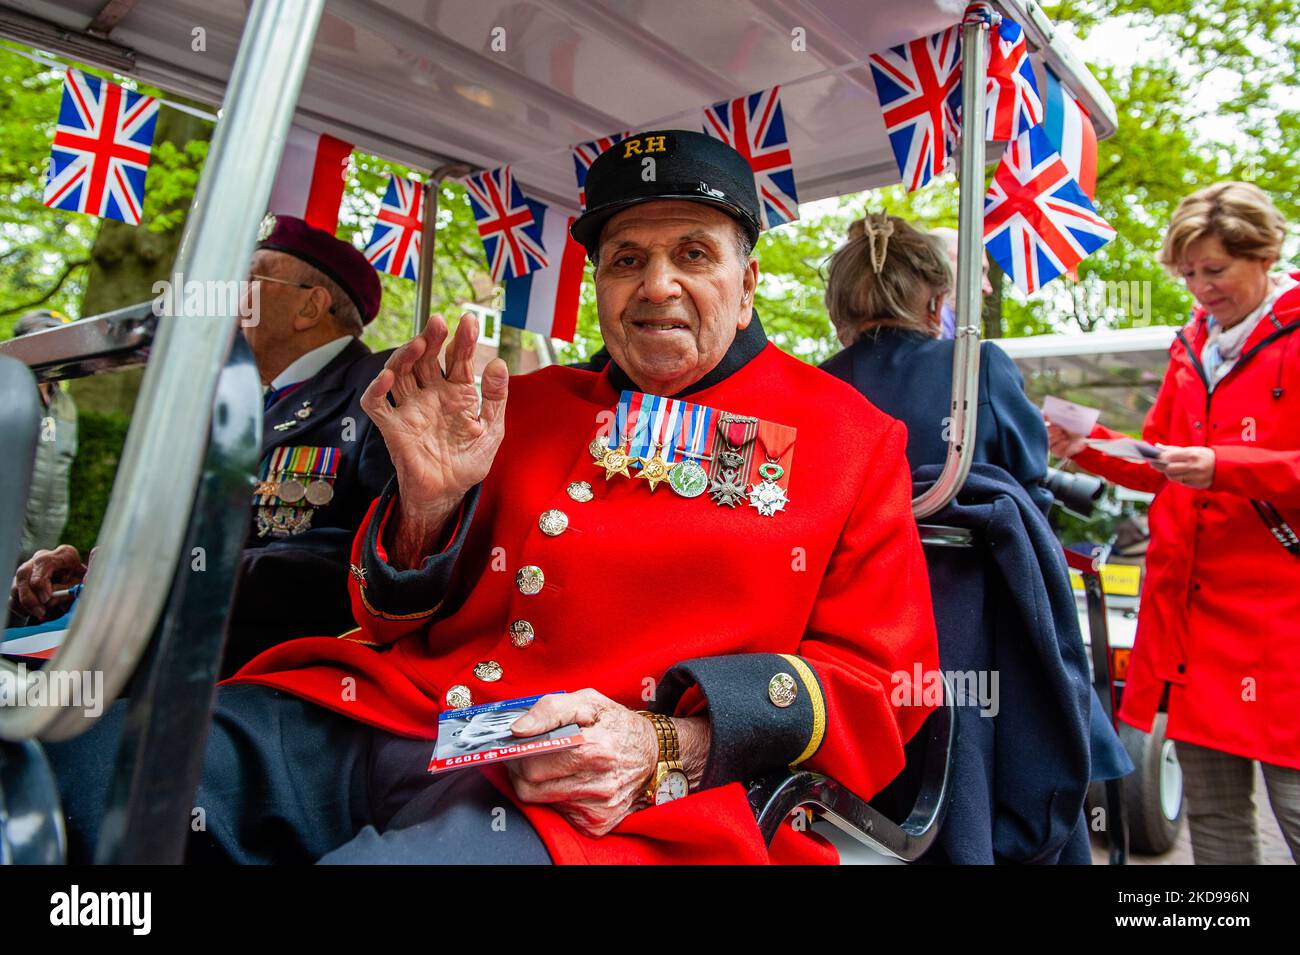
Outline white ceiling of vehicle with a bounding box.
[1,0,1117,213]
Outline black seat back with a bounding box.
[0,355,67,863]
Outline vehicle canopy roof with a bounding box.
[3,0,1116,210]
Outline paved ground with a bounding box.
[1092,765,1295,865]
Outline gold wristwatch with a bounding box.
[637,711,689,805]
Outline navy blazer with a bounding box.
[226,337,394,673]
[820,329,1053,514]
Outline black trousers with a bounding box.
[45,683,550,864]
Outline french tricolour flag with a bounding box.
[501,199,585,343]
[267,125,353,233]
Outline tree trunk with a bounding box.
[983,257,1005,340]
[71,107,212,416]
[498,324,524,373]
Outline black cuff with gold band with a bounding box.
[653,652,826,792]
[357,477,481,619]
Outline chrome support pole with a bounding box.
[0,0,327,742]
[912,17,988,519]
[414,163,471,335]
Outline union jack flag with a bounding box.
[573,132,630,210]
[868,27,963,192]
[464,166,548,283]
[983,125,1115,295]
[364,174,424,281]
[43,70,158,226]
[702,86,800,229]
[984,18,1043,141]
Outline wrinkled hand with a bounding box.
[360,313,508,516]
[360,314,508,566]
[506,689,658,838]
[1152,446,1216,489]
[9,544,85,620]
[1044,414,1088,459]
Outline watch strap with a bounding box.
[638,711,685,803]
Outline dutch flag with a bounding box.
[1041,66,1098,200]
[267,124,353,233]
[501,200,586,343]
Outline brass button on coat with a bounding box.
[474,661,503,682]
[538,509,569,536]
[768,672,797,708]
[516,565,545,595]
[446,685,472,709]
[509,620,535,648]
[566,481,593,502]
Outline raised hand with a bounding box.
[360,313,508,564]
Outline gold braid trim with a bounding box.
[357,583,442,621]
[335,626,381,647]
[778,653,826,767]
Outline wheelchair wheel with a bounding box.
[1119,713,1184,855]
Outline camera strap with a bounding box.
[1250,499,1300,557]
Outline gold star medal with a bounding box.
[595,442,633,480]
[635,444,674,493]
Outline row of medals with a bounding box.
[586,434,789,516]
[255,474,334,507]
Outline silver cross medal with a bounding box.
[709,447,749,507]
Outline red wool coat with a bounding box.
[1074,275,1300,769]
[228,341,940,863]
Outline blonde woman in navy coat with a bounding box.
[819,215,1052,514]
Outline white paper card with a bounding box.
[1083,437,1162,463]
[1043,396,1101,437]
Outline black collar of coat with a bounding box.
[604,309,769,398]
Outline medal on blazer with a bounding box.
[618,391,680,491]
[748,421,796,517]
[633,396,682,492]
[594,439,633,480]
[669,454,709,498]
[273,399,315,432]
[637,443,674,492]
[252,445,341,535]
[667,400,715,498]
[708,413,757,507]
[256,504,315,537]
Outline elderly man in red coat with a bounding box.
[50,131,939,865]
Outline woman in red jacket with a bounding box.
[1047,182,1300,864]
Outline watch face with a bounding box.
[655,770,689,805]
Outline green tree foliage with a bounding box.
[62,410,129,556]
[0,48,96,326]
[1012,0,1300,336]
[0,47,209,330]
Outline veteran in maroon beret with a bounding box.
[9,215,394,674]
[217,214,396,671]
